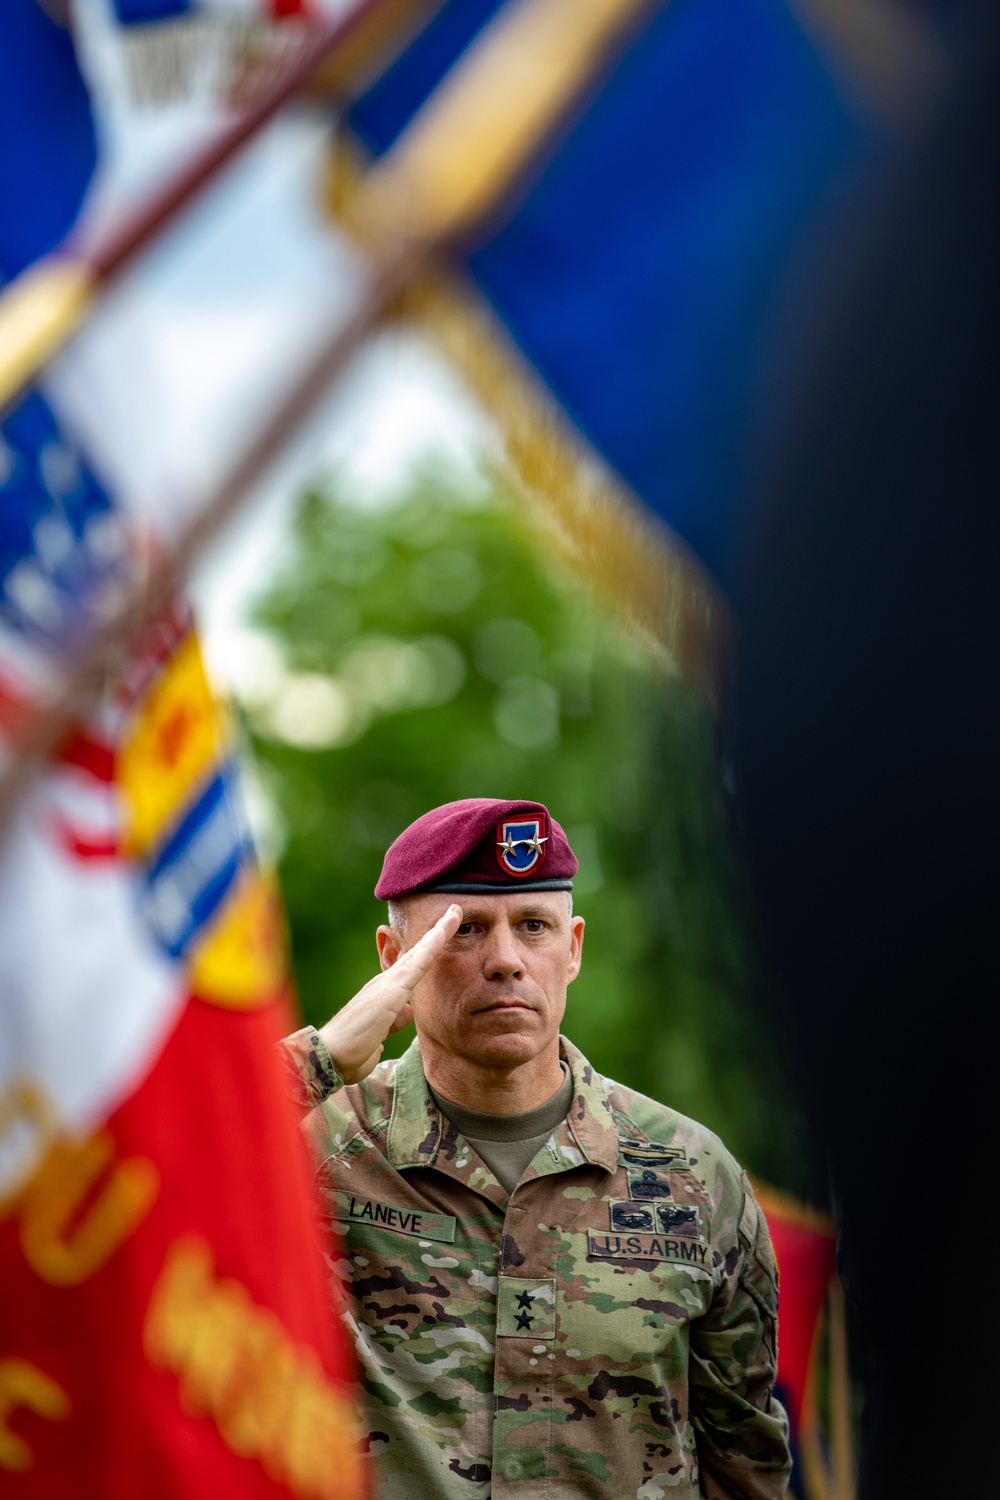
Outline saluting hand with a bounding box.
[318,904,462,1085]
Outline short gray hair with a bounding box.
[386,898,409,933]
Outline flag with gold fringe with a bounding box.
[325,0,885,699]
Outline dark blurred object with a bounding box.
[735,11,999,1498]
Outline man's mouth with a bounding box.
[471,999,535,1015]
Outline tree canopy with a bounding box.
[244,465,806,1191]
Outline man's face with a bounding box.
[378,892,584,1073]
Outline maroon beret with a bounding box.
[375,798,578,900]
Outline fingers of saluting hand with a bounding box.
[388,1002,414,1036]
[319,905,461,1085]
[390,905,463,992]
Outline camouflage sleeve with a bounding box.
[690,1170,791,1498]
[276,1025,343,1113]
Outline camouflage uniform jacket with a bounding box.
[284,1029,790,1500]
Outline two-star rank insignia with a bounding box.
[498,1275,556,1338]
[496,816,549,877]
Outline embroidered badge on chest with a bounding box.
[610,1200,656,1232]
[628,1168,674,1201]
[496,815,548,877]
[618,1141,688,1170]
[610,1199,703,1236]
[654,1203,701,1238]
[497,1276,556,1337]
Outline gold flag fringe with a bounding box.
[120,17,312,110]
[327,133,730,707]
[118,3,441,112]
[402,270,730,706]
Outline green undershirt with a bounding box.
[429,1063,575,1194]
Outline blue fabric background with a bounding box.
[351,0,868,588]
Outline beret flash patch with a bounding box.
[496,816,548,877]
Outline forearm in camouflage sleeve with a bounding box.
[690,1173,791,1498]
[276,1025,344,1113]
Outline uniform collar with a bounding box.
[385,1034,619,1175]
[558,1035,619,1174]
[386,1039,441,1168]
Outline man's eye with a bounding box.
[523,920,545,933]
[456,923,474,935]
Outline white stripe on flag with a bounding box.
[0,768,182,1197]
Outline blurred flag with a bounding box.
[1,5,366,1494]
[0,0,99,286]
[114,1,353,24]
[0,389,366,1497]
[328,0,879,691]
[756,1184,850,1500]
[0,0,350,290]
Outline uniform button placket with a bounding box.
[492,1197,560,1490]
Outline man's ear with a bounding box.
[566,915,585,984]
[376,925,402,972]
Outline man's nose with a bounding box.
[482,925,524,981]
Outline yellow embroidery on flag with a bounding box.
[145,1235,363,1499]
[0,1077,57,1207]
[13,1129,159,1287]
[117,632,230,857]
[0,1360,71,1472]
[188,866,287,1010]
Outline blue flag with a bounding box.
[348,0,869,591]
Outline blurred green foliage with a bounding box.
[247,466,806,1190]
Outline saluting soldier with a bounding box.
[281,799,790,1499]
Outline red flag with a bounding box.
[756,1185,837,1437]
[0,615,366,1496]
[755,1182,854,1500]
